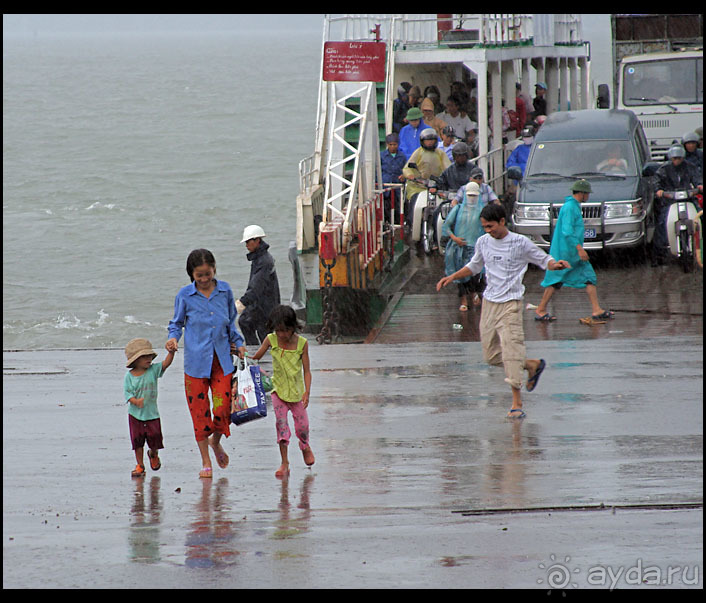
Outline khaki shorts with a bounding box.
[479,298,526,390]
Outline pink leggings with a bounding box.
[272,392,310,450]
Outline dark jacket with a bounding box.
[656,160,702,193]
[240,240,280,320]
[684,148,703,178]
[532,96,547,117]
[381,149,407,186]
[437,162,475,193]
[392,95,410,133]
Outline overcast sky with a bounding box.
[3,14,324,35]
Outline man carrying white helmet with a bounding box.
[236,225,281,346]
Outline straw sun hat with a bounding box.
[125,338,157,368]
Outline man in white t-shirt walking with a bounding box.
[436,204,570,418]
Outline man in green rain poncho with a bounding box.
[534,180,614,322]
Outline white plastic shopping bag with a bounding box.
[230,356,268,426]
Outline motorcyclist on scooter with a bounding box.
[402,127,451,224]
[653,144,703,265]
[434,142,475,199]
[682,132,703,179]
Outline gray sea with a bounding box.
[3,29,321,350]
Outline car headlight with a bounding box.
[604,200,643,219]
[515,204,549,220]
[604,203,633,219]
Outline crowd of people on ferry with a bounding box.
[383,77,704,271]
[383,78,550,225]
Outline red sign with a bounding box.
[323,41,386,82]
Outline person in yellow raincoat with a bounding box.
[401,128,451,225]
[535,180,614,322]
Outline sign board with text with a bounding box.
[323,42,386,82]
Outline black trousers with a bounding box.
[238,308,267,346]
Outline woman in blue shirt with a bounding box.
[167,248,247,478]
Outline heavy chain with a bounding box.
[316,258,338,344]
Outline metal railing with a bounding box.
[322,82,377,229]
[474,146,506,191]
[298,152,317,195]
[324,14,584,48]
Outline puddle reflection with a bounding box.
[184,478,240,569]
[437,419,542,509]
[128,476,162,564]
[272,473,314,541]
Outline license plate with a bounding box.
[584,228,596,239]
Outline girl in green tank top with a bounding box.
[252,305,314,478]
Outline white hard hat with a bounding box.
[241,224,266,243]
[465,181,481,196]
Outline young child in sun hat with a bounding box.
[124,337,175,477]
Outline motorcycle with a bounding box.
[431,194,454,256]
[662,189,702,273]
[419,185,455,256]
[403,166,454,256]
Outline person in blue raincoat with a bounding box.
[442,181,486,311]
[534,180,613,322]
[398,107,427,160]
[506,126,534,178]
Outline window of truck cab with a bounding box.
[623,57,703,106]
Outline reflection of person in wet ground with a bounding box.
[275,474,314,539]
[185,478,239,569]
[128,476,162,564]
[437,204,570,419]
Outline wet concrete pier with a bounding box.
[3,328,702,588]
[372,250,704,344]
[3,250,703,588]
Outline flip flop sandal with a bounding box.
[131,464,146,478]
[591,310,615,320]
[526,359,546,392]
[580,317,606,325]
[534,313,557,322]
[199,467,213,479]
[459,304,468,312]
[148,449,161,471]
[507,409,526,419]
